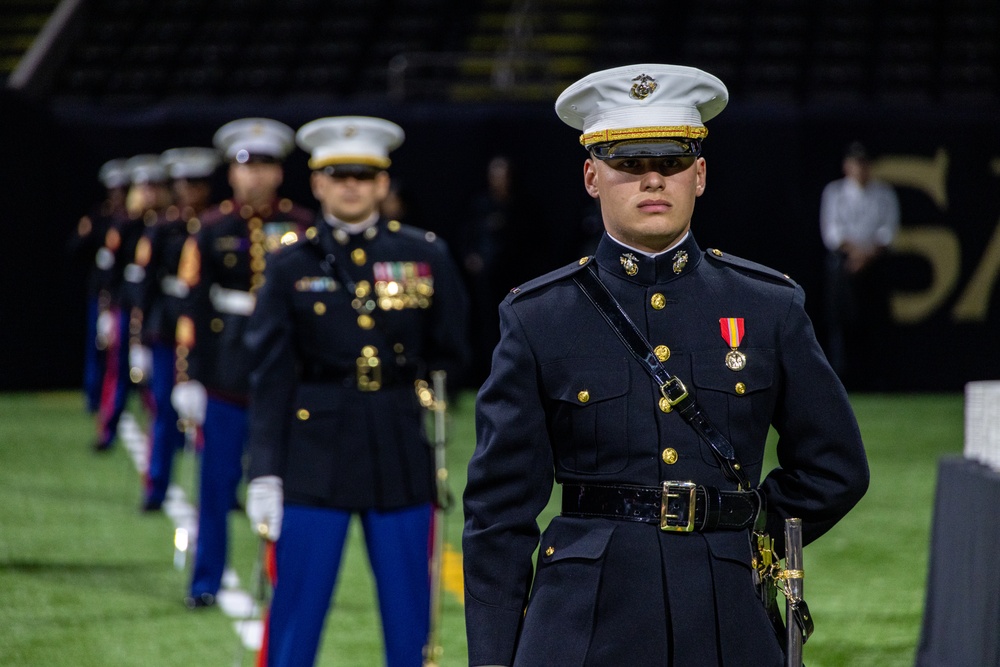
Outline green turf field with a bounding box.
[0,390,963,666]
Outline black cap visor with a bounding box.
[233,151,282,165]
[591,138,702,160]
[320,164,382,180]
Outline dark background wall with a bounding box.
[2,89,998,392]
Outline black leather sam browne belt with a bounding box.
[573,264,751,492]
[568,264,765,533]
[561,482,761,533]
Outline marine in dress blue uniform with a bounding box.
[462,64,870,667]
[244,116,470,667]
[67,158,128,414]
[92,155,170,452]
[171,119,313,608]
[125,147,220,511]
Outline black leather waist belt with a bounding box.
[561,482,760,533]
[299,364,410,389]
[300,365,356,384]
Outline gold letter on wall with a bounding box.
[872,148,949,210]
[890,226,961,323]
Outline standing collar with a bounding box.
[323,210,379,234]
[594,232,702,285]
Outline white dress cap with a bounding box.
[296,116,405,170]
[555,64,728,149]
[160,147,221,180]
[125,154,168,184]
[213,118,295,163]
[98,158,129,188]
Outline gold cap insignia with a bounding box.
[629,73,658,100]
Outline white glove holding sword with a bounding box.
[246,475,283,541]
[171,380,207,426]
[129,344,153,383]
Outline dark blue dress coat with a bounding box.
[245,217,470,510]
[174,197,313,401]
[463,232,869,666]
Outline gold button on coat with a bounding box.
[650,293,666,310]
[296,409,310,420]
[351,248,367,265]
[313,302,326,315]
[662,448,678,464]
[358,314,374,329]
[577,390,590,403]
[659,397,672,413]
[654,345,670,362]
[735,382,747,395]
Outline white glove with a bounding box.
[246,476,283,541]
[129,344,153,383]
[96,310,116,346]
[171,380,207,426]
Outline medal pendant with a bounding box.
[720,317,747,371]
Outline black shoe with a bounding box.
[184,592,216,609]
[92,440,113,453]
[141,498,163,513]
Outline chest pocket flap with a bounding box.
[691,348,775,396]
[542,357,630,405]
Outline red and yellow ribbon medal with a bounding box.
[720,317,747,371]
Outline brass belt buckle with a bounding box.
[659,377,689,406]
[356,346,382,392]
[660,481,697,533]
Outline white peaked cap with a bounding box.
[125,154,168,184]
[160,147,221,180]
[555,64,728,149]
[296,116,405,170]
[98,158,129,188]
[213,118,295,162]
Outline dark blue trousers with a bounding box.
[144,342,185,506]
[95,308,130,447]
[82,296,105,414]
[189,396,247,597]
[264,503,432,667]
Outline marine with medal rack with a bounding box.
[242,115,470,667]
[170,118,314,610]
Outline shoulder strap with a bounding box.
[573,266,751,491]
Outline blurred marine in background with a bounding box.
[91,154,169,452]
[171,119,313,609]
[67,158,128,415]
[124,146,220,511]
